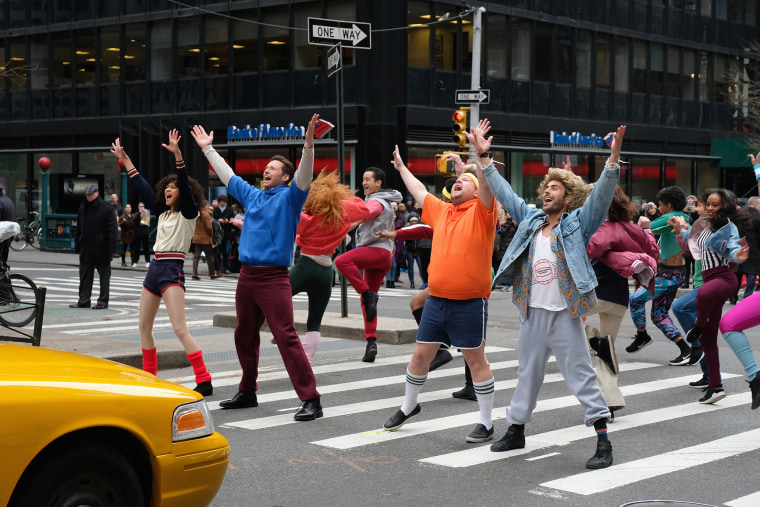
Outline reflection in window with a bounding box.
[516,152,550,205]
[8,39,28,91]
[615,38,630,93]
[666,46,679,97]
[701,0,713,16]
[434,8,469,72]
[594,33,610,89]
[263,7,289,71]
[294,3,321,69]
[76,29,96,85]
[232,11,259,73]
[51,33,71,88]
[205,16,229,75]
[555,26,571,84]
[177,17,200,78]
[630,157,663,205]
[150,20,172,81]
[633,41,646,93]
[101,28,121,83]
[665,159,693,192]
[534,23,551,82]
[407,1,431,68]
[486,15,507,80]
[683,49,696,100]
[511,19,531,81]
[125,23,146,81]
[698,51,712,102]
[29,35,48,92]
[651,43,663,95]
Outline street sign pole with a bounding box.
[333,43,349,318]
[469,7,486,160]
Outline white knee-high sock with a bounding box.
[401,369,427,415]
[302,331,320,364]
[474,376,495,429]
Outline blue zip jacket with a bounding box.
[706,219,745,264]
[228,175,308,267]
[484,162,620,294]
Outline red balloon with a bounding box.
[38,157,51,170]
[117,159,126,169]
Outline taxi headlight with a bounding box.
[172,400,214,442]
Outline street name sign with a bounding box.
[455,89,491,104]
[308,18,371,49]
[327,43,341,77]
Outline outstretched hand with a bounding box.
[749,151,760,167]
[607,125,627,162]
[304,114,319,149]
[161,129,182,156]
[737,245,750,262]
[463,119,493,155]
[392,145,406,172]
[191,125,214,149]
[110,138,133,170]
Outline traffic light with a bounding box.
[452,109,468,147]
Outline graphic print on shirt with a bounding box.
[532,257,559,286]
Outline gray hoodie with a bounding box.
[355,188,403,252]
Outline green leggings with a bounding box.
[290,255,334,332]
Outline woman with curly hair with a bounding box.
[290,170,370,362]
[683,188,749,404]
[111,130,213,396]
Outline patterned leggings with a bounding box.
[629,266,684,341]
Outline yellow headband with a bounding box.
[442,187,451,200]
[459,172,479,189]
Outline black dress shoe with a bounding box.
[92,304,108,310]
[429,348,453,371]
[586,440,613,469]
[219,391,258,409]
[294,397,323,421]
[194,381,213,396]
[383,404,421,430]
[452,384,478,401]
[69,302,89,308]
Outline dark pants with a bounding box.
[418,247,431,283]
[0,237,10,267]
[78,261,111,307]
[192,243,216,277]
[131,230,151,264]
[215,238,231,273]
[696,266,739,388]
[234,265,319,401]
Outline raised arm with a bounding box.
[191,125,235,186]
[293,114,319,191]
[463,119,494,209]
[162,129,197,219]
[392,145,428,205]
[750,152,760,195]
[111,137,154,204]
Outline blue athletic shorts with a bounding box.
[416,295,488,349]
[143,259,185,297]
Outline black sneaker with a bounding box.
[749,375,760,410]
[626,332,653,353]
[193,381,213,397]
[383,404,421,431]
[686,324,704,343]
[688,345,704,365]
[590,336,618,375]
[668,351,691,366]
[688,374,709,390]
[429,348,453,371]
[586,440,613,469]
[361,290,379,322]
[452,385,477,401]
[490,424,525,452]
[362,341,377,363]
[466,423,494,443]
[699,384,726,404]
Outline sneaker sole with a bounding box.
[384,410,420,431]
[626,338,653,353]
[699,392,726,404]
[668,358,691,366]
[466,433,494,443]
[688,384,709,390]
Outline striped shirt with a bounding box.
[697,226,730,271]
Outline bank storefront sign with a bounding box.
[549,131,611,149]
[228,119,334,143]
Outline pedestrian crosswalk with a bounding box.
[175,345,760,504]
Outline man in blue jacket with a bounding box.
[191,114,323,421]
[469,119,626,470]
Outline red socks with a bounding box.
[142,347,158,375]
[187,350,212,384]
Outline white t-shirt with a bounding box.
[527,230,567,311]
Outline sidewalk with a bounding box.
[8,249,418,370]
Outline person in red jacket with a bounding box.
[291,170,370,362]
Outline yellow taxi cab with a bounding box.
[0,343,229,507]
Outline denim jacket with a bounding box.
[484,162,620,295]
[706,219,745,264]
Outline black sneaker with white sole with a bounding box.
[688,374,709,390]
[668,351,691,366]
[626,332,653,353]
[688,345,704,365]
[383,404,421,431]
[698,385,726,404]
[466,423,494,443]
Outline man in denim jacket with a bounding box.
[467,120,626,470]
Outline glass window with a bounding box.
[30,34,49,120]
[125,0,148,15]
[101,27,121,83]
[125,23,146,81]
[698,50,712,102]
[293,3,320,69]
[576,30,592,89]
[262,6,289,71]
[9,38,28,91]
[204,16,228,75]
[701,0,713,16]
[651,43,664,95]
[150,20,173,81]
[615,37,630,93]
[434,7,463,71]
[53,0,72,23]
[30,0,49,25]
[714,54,735,103]
[715,0,728,19]
[666,46,680,97]
[79,151,121,198]
[664,158,693,192]
[232,10,260,73]
[511,19,531,81]
[515,152,550,205]
[407,1,431,68]
[683,49,696,100]
[99,0,119,17]
[746,0,756,25]
[75,29,96,85]
[555,26,572,84]
[594,33,610,89]
[633,40,647,93]
[9,0,27,28]
[177,17,200,78]
[730,0,743,22]
[486,14,507,80]
[630,157,663,205]
[75,0,96,20]
[327,0,355,65]
[534,23,551,82]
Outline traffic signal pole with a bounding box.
[468,7,486,161]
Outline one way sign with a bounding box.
[455,89,491,104]
[308,17,371,49]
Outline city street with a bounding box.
[12,258,760,506]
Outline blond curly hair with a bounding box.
[303,170,357,227]
[536,167,590,213]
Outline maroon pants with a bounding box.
[334,246,392,340]
[695,266,739,388]
[235,265,319,401]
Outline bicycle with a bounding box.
[11,211,41,251]
[0,264,40,327]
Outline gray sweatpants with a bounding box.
[507,307,610,427]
